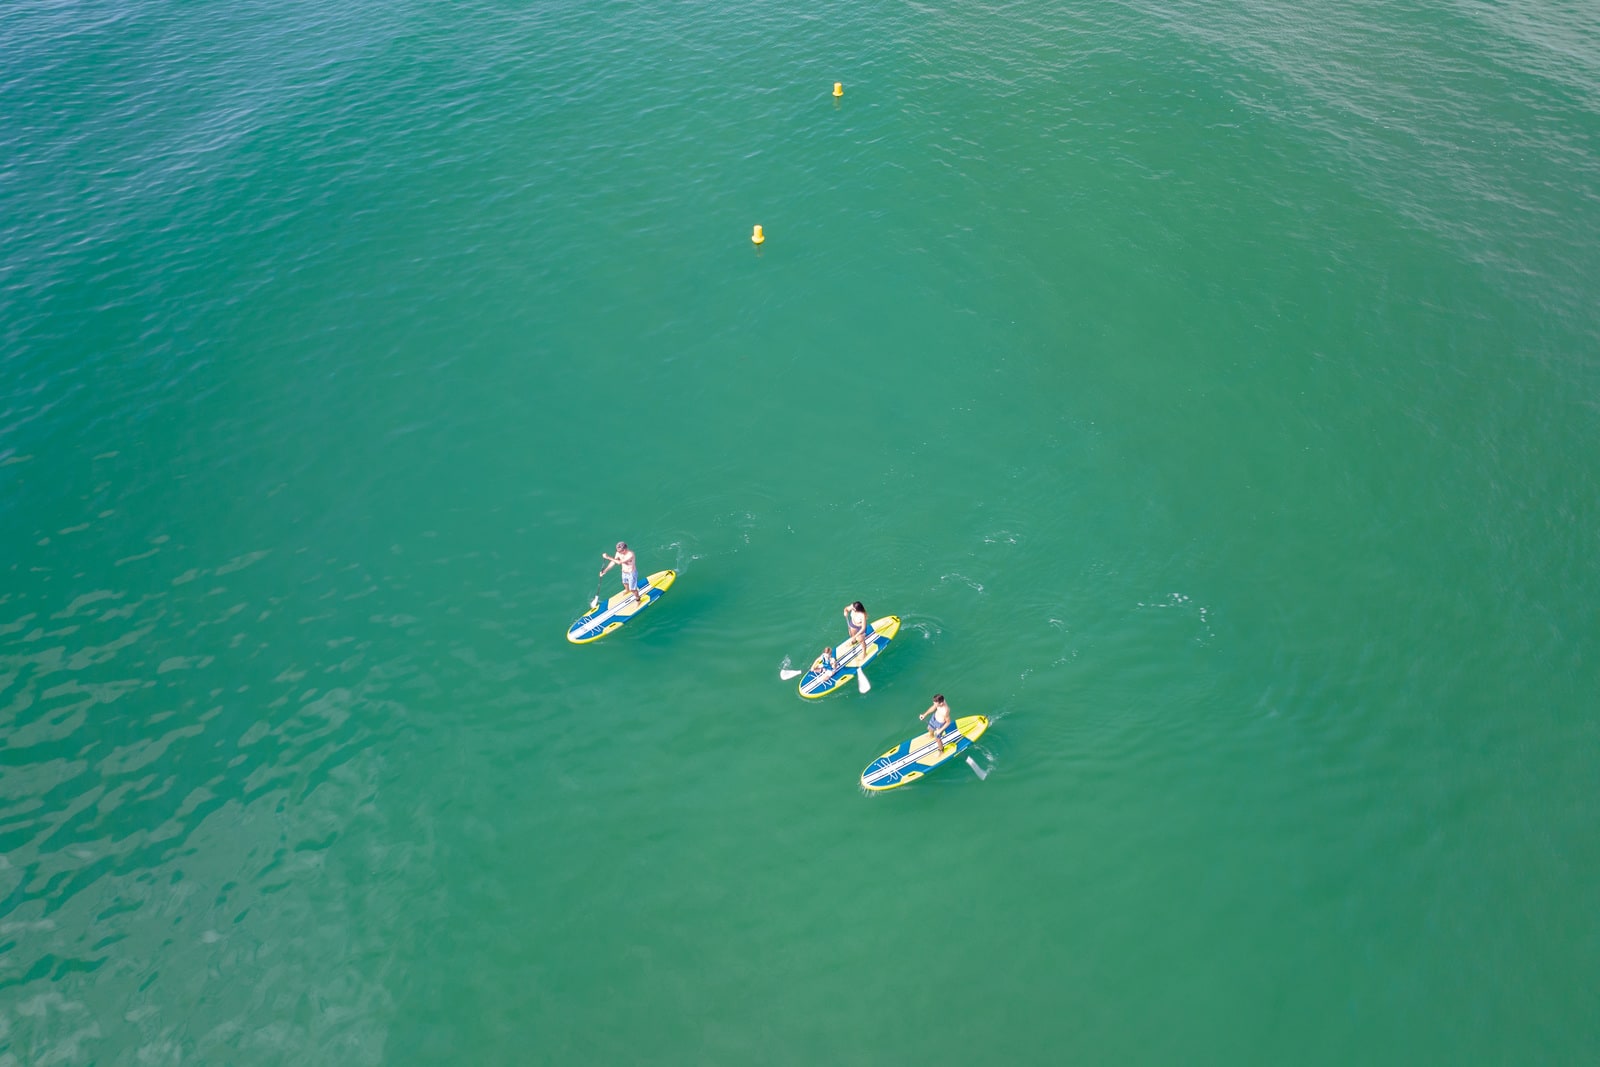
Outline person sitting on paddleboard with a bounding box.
[920,694,953,748]
[600,542,642,602]
[843,601,870,660]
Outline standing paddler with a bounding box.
[920,694,954,750]
[842,601,871,664]
[599,542,643,604]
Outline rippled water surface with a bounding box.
[3,0,1598,1062]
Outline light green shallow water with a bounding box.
[3,0,1599,1062]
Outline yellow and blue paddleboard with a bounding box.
[861,715,989,791]
[567,569,676,644]
[798,615,901,698]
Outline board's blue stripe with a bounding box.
[800,632,887,691]
[863,729,969,786]
[570,587,658,638]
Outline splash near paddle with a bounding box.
[861,715,990,791]
[566,570,676,644]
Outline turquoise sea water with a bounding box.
[3,0,1599,1062]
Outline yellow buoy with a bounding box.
[751,224,765,245]
[833,82,844,97]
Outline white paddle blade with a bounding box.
[780,669,804,681]
[965,756,988,780]
[857,668,871,694]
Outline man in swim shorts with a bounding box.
[600,542,642,602]
[920,694,954,749]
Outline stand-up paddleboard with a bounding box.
[567,570,676,644]
[861,715,989,791]
[798,615,900,698]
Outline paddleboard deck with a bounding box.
[798,615,901,698]
[566,569,676,644]
[861,714,989,791]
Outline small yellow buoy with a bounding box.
[751,224,765,245]
[833,82,844,97]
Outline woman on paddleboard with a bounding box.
[843,601,870,659]
[920,694,953,748]
[600,542,642,602]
